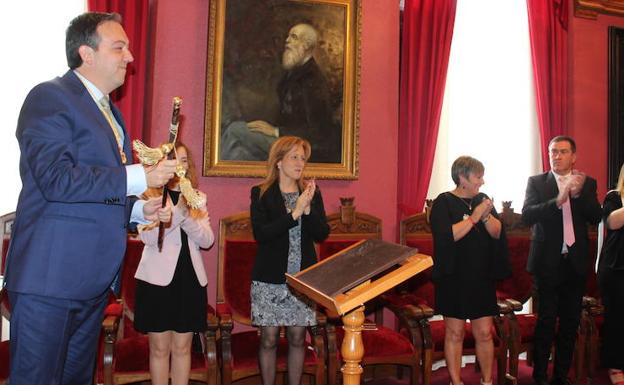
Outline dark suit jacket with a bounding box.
[277,58,340,163]
[4,70,136,300]
[521,171,602,278]
[250,182,330,284]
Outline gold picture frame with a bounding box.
[203,0,361,179]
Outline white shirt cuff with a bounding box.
[126,164,147,197]
[131,200,150,224]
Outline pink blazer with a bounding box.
[135,198,214,286]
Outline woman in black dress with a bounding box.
[430,156,510,385]
[597,164,624,385]
[134,143,215,385]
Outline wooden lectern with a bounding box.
[286,239,432,385]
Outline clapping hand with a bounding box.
[473,198,494,221]
[293,180,316,219]
[302,179,316,215]
[569,170,586,198]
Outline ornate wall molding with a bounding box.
[575,0,624,19]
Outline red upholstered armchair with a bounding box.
[381,204,515,385]
[320,198,422,385]
[217,212,326,385]
[0,212,14,385]
[578,232,600,383]
[0,289,9,385]
[495,203,537,380]
[98,239,218,385]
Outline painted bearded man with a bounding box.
[220,23,341,163]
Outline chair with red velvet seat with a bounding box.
[382,203,514,385]
[217,212,326,385]
[0,212,14,385]
[99,238,218,385]
[320,197,422,385]
[0,289,9,385]
[0,212,14,273]
[578,232,601,383]
[494,203,536,380]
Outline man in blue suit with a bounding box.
[4,12,177,385]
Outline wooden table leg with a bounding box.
[341,306,365,385]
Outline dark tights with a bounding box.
[258,326,306,385]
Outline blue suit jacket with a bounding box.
[5,70,136,300]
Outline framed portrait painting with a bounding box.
[203,0,361,179]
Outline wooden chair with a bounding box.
[382,201,515,385]
[320,197,422,385]
[577,230,600,383]
[0,212,14,342]
[495,202,537,380]
[99,239,218,385]
[0,212,13,385]
[0,289,9,385]
[217,212,326,385]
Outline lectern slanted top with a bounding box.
[286,239,432,318]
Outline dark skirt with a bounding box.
[134,229,207,333]
[435,273,498,320]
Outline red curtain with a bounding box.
[88,0,150,141]
[526,0,568,170]
[397,0,457,217]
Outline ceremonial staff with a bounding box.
[133,97,205,251]
[156,97,182,251]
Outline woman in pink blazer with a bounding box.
[134,142,214,385]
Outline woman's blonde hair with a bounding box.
[142,142,205,226]
[258,136,311,197]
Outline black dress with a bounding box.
[134,190,208,333]
[430,192,509,320]
[597,190,624,370]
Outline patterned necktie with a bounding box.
[99,97,127,164]
[560,177,576,247]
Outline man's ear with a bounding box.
[78,45,94,66]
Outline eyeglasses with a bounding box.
[549,149,572,156]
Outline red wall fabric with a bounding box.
[568,9,624,198]
[146,0,400,309]
[88,0,149,143]
[397,0,457,217]
[527,0,569,171]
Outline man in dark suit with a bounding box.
[522,135,602,385]
[4,12,177,385]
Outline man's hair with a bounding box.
[451,156,484,186]
[66,12,122,69]
[548,135,576,153]
[295,23,318,51]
